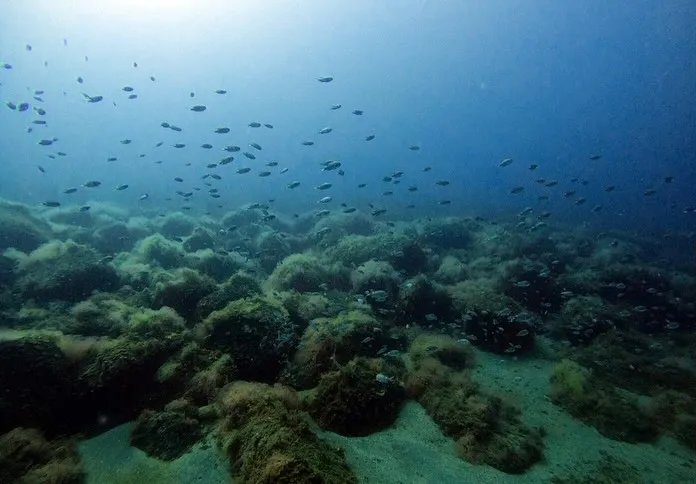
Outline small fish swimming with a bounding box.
[287,181,300,189]
[190,105,207,112]
[316,182,332,190]
[302,141,315,146]
[317,76,333,83]
[115,184,129,191]
[243,152,256,160]
[236,167,251,174]
[330,104,342,110]
[82,180,101,188]
[249,142,262,150]
[215,127,230,134]
[319,127,332,134]
[352,110,363,115]
[248,122,261,128]
[365,135,375,141]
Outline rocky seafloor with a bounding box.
[1,198,695,483]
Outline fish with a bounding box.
[343,207,357,213]
[365,135,375,141]
[169,125,182,132]
[190,105,207,112]
[266,161,279,167]
[219,156,234,165]
[127,93,137,99]
[510,186,525,194]
[352,110,363,115]
[174,177,184,182]
[122,86,134,92]
[79,206,91,212]
[435,180,450,186]
[201,143,213,149]
[330,104,342,110]
[215,89,227,94]
[249,142,262,150]
[544,180,558,187]
[258,171,271,177]
[589,154,602,160]
[63,188,78,194]
[161,122,171,128]
[243,152,256,160]
[357,183,367,188]
[321,160,342,171]
[264,123,274,129]
[115,184,129,191]
[248,122,261,128]
[223,145,241,152]
[644,188,657,196]
[173,143,186,148]
[529,163,538,170]
[120,139,132,144]
[499,158,513,167]
[317,76,333,82]
[408,186,418,192]
[77,76,84,83]
[605,185,616,192]
[302,141,315,146]
[35,107,46,115]
[42,201,61,207]
[316,182,332,190]
[439,200,451,205]
[371,208,387,216]
[280,168,289,174]
[37,165,46,173]
[287,181,301,189]
[38,138,58,146]
[139,193,149,200]
[319,127,333,134]
[408,145,421,151]
[82,180,101,188]
[215,127,230,134]
[236,167,251,174]
[82,94,103,103]
[18,103,30,111]
[319,196,333,203]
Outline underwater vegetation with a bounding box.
[0,198,695,481]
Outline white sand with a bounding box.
[79,348,696,483]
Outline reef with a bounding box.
[0,198,694,481]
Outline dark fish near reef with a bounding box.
[365,135,375,141]
[42,201,60,207]
[79,206,91,212]
[63,188,78,194]
[82,180,101,188]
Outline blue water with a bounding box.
[1,0,694,237]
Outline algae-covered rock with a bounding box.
[217,381,356,483]
[159,212,195,237]
[196,271,262,319]
[0,200,51,252]
[549,359,658,443]
[266,253,348,293]
[153,268,217,321]
[130,409,203,460]
[325,232,412,267]
[406,343,543,474]
[204,296,299,382]
[0,427,84,484]
[135,234,184,270]
[14,240,120,303]
[350,259,401,295]
[309,357,405,436]
[0,338,75,434]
